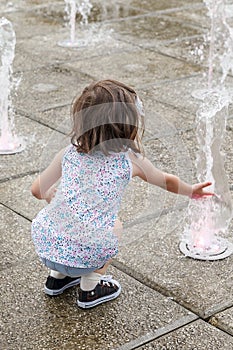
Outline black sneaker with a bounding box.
[44,275,81,296]
[77,275,121,309]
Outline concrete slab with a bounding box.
[142,75,205,115]
[155,34,209,67]
[0,204,36,270]
[0,0,63,13]
[210,306,233,336]
[1,0,233,347]
[105,13,206,50]
[3,1,143,72]
[0,175,45,221]
[30,105,72,134]
[15,67,89,114]
[130,0,203,12]
[133,319,233,350]
[0,206,196,350]
[86,0,147,23]
[13,24,138,72]
[2,6,64,40]
[140,93,196,132]
[60,49,203,89]
[115,210,233,319]
[2,0,145,24]
[141,70,233,118]
[0,114,67,181]
[164,5,208,29]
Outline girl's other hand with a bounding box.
[191,181,214,199]
[44,185,57,203]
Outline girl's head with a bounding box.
[70,79,145,155]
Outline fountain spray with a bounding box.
[58,0,92,48]
[0,18,24,155]
[180,0,233,260]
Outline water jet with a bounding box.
[58,0,92,48]
[180,0,233,260]
[0,17,24,155]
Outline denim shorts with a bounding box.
[40,257,102,277]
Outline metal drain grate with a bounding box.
[179,238,233,261]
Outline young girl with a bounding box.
[31,79,213,309]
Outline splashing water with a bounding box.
[58,0,92,48]
[181,0,233,260]
[0,17,24,155]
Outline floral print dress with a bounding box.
[31,145,132,268]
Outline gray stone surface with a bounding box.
[142,75,206,115]
[0,204,36,270]
[129,0,203,12]
[137,319,233,349]
[15,67,88,113]
[115,212,233,318]
[210,306,233,336]
[60,49,203,88]
[0,207,195,350]
[108,11,206,46]
[0,114,67,181]
[0,175,45,221]
[1,0,233,348]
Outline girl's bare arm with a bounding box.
[129,153,213,197]
[31,148,65,201]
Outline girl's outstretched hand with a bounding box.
[191,181,214,199]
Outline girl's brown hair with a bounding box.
[70,79,144,155]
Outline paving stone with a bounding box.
[115,211,233,319]
[209,306,233,336]
[104,12,206,50]
[4,1,141,73]
[1,0,233,348]
[2,0,145,24]
[138,91,196,131]
[164,5,208,28]
[1,265,196,349]
[130,0,203,12]
[15,66,89,114]
[2,6,64,40]
[141,72,230,114]
[135,319,233,350]
[142,75,206,115]
[0,205,196,350]
[81,0,147,22]
[60,49,203,89]
[0,114,67,181]
[30,105,72,134]
[156,34,209,67]
[13,25,137,72]
[0,174,45,221]
[0,204,36,270]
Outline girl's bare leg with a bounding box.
[80,218,122,291]
[94,259,112,275]
[94,218,123,275]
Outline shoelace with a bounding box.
[100,275,114,287]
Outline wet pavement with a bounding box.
[1,0,233,349]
